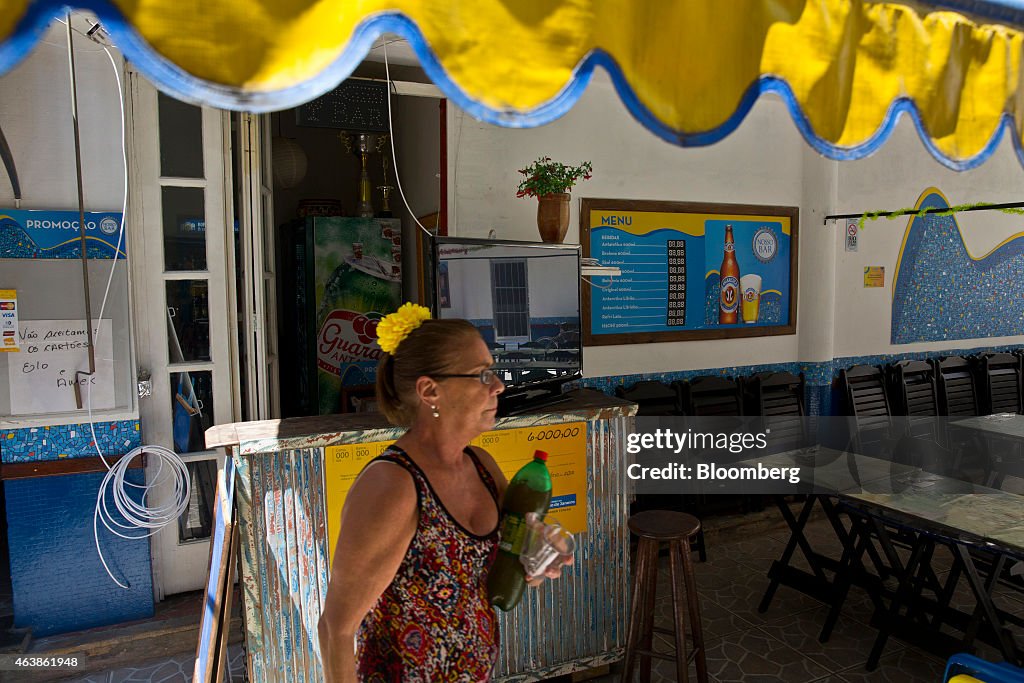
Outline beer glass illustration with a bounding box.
[741,274,762,324]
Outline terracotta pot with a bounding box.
[536,192,570,243]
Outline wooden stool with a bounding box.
[623,510,708,683]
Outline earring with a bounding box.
[431,405,440,419]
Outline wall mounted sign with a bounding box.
[581,199,798,345]
[295,78,389,131]
[0,289,17,352]
[6,319,114,415]
[864,266,885,287]
[323,422,588,565]
[0,209,125,259]
[845,219,859,252]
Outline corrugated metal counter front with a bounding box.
[205,389,637,682]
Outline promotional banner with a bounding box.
[310,216,401,414]
[0,210,126,259]
[323,422,588,564]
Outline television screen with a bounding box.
[434,237,582,407]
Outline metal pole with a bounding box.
[824,201,1024,224]
[67,13,96,409]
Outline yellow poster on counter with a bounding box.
[324,422,588,564]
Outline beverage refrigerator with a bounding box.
[280,216,403,416]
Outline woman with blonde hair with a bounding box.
[318,303,567,682]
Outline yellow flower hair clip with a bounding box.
[376,303,432,354]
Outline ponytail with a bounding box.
[374,319,479,426]
[375,352,405,425]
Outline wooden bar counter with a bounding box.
[205,389,637,683]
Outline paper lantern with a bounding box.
[272,137,307,189]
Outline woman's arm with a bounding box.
[471,446,570,585]
[317,462,418,683]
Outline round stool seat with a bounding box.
[628,510,701,541]
[623,509,708,681]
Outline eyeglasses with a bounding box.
[432,368,500,386]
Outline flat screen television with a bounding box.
[432,237,582,415]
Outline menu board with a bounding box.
[581,199,798,345]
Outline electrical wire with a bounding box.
[581,276,615,289]
[381,38,434,238]
[61,19,191,589]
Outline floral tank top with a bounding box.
[356,446,501,682]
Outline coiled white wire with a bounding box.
[93,444,190,588]
[60,17,191,589]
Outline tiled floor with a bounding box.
[579,516,1023,683]
[66,645,246,683]
[50,513,1024,682]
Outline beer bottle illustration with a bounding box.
[719,224,741,324]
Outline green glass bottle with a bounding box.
[487,450,553,611]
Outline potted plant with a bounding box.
[516,157,593,243]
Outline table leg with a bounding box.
[955,544,1020,665]
[866,516,928,671]
[759,496,822,613]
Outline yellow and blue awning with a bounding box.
[5,1,1024,170]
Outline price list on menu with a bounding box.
[588,223,705,335]
[667,240,686,326]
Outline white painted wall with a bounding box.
[448,69,1024,379]
[0,20,135,424]
[832,116,1024,359]
[0,22,125,210]
[449,70,809,377]
[446,258,490,318]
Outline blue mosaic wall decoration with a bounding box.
[891,188,1024,344]
[2,420,140,463]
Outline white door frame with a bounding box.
[126,69,238,599]
[236,112,279,421]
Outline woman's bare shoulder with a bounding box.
[468,445,508,494]
[345,457,418,521]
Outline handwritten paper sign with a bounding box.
[7,319,114,415]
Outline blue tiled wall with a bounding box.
[3,420,140,463]
[3,419,153,636]
[6,470,153,636]
[575,341,1022,416]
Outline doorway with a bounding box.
[129,67,443,597]
[267,87,444,416]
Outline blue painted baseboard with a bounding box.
[5,469,153,636]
